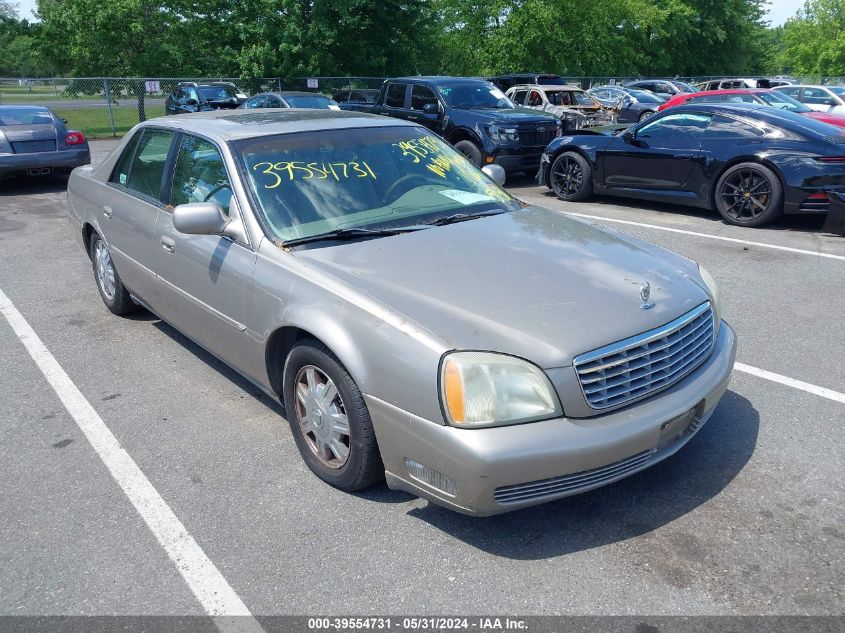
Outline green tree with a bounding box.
[780,0,845,76]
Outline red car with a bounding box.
[658,88,845,129]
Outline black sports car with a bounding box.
[537,103,845,227]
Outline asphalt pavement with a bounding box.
[0,140,842,620]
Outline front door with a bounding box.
[153,133,257,367]
[602,112,711,191]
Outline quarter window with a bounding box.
[704,115,765,139]
[638,113,712,139]
[266,95,284,108]
[411,85,438,111]
[245,95,266,109]
[169,135,232,216]
[778,86,800,98]
[111,129,174,200]
[385,83,407,108]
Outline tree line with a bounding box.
[1,0,843,80]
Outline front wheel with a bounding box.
[714,162,783,227]
[639,110,655,121]
[550,151,593,201]
[283,340,383,491]
[454,140,483,167]
[89,233,138,315]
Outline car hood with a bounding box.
[804,111,845,129]
[295,206,709,368]
[460,107,556,124]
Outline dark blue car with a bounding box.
[537,103,845,227]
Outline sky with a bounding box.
[12,0,808,26]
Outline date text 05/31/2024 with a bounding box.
[307,617,528,631]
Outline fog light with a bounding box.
[404,458,457,496]
[485,156,495,163]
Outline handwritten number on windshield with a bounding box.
[252,161,377,189]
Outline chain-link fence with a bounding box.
[3,75,845,137]
[0,77,284,137]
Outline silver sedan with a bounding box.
[66,109,736,516]
[0,105,90,180]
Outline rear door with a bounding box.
[601,112,711,191]
[379,82,410,121]
[100,127,176,302]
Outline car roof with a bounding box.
[391,76,493,85]
[0,105,50,111]
[140,109,416,141]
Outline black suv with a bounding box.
[164,82,247,115]
[367,77,560,174]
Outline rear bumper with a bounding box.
[0,147,91,178]
[369,321,736,516]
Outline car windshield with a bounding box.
[198,86,238,101]
[757,91,810,113]
[284,95,339,109]
[237,126,520,243]
[437,83,514,109]
[0,107,54,125]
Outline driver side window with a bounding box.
[169,135,232,216]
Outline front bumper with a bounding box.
[489,146,547,173]
[0,147,91,178]
[368,321,736,516]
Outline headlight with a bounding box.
[439,351,561,427]
[698,265,722,332]
[487,125,519,143]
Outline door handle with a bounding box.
[673,153,696,160]
[160,236,176,253]
[103,206,113,219]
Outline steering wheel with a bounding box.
[203,183,232,203]
[382,174,429,204]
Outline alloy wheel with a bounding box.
[719,168,773,223]
[294,365,351,469]
[552,155,583,198]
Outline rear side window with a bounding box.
[690,94,725,104]
[170,135,232,215]
[111,129,175,200]
[802,88,834,104]
[385,83,407,108]
[704,115,765,139]
[266,95,284,108]
[638,113,712,139]
[778,86,800,98]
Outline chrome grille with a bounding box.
[574,302,715,410]
[494,448,656,504]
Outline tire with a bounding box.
[89,233,138,315]
[714,162,783,227]
[283,339,384,491]
[550,151,593,201]
[639,110,655,122]
[454,140,483,167]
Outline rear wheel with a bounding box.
[89,233,137,315]
[550,151,593,201]
[454,140,483,167]
[715,162,783,227]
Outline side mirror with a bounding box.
[823,98,838,106]
[422,102,440,115]
[481,164,506,186]
[173,202,229,236]
[61,118,68,124]
[186,98,198,106]
[622,131,635,144]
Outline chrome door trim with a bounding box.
[156,274,248,332]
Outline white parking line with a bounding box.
[735,362,845,405]
[0,288,264,633]
[564,212,845,262]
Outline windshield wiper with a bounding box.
[282,226,426,247]
[425,210,505,227]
